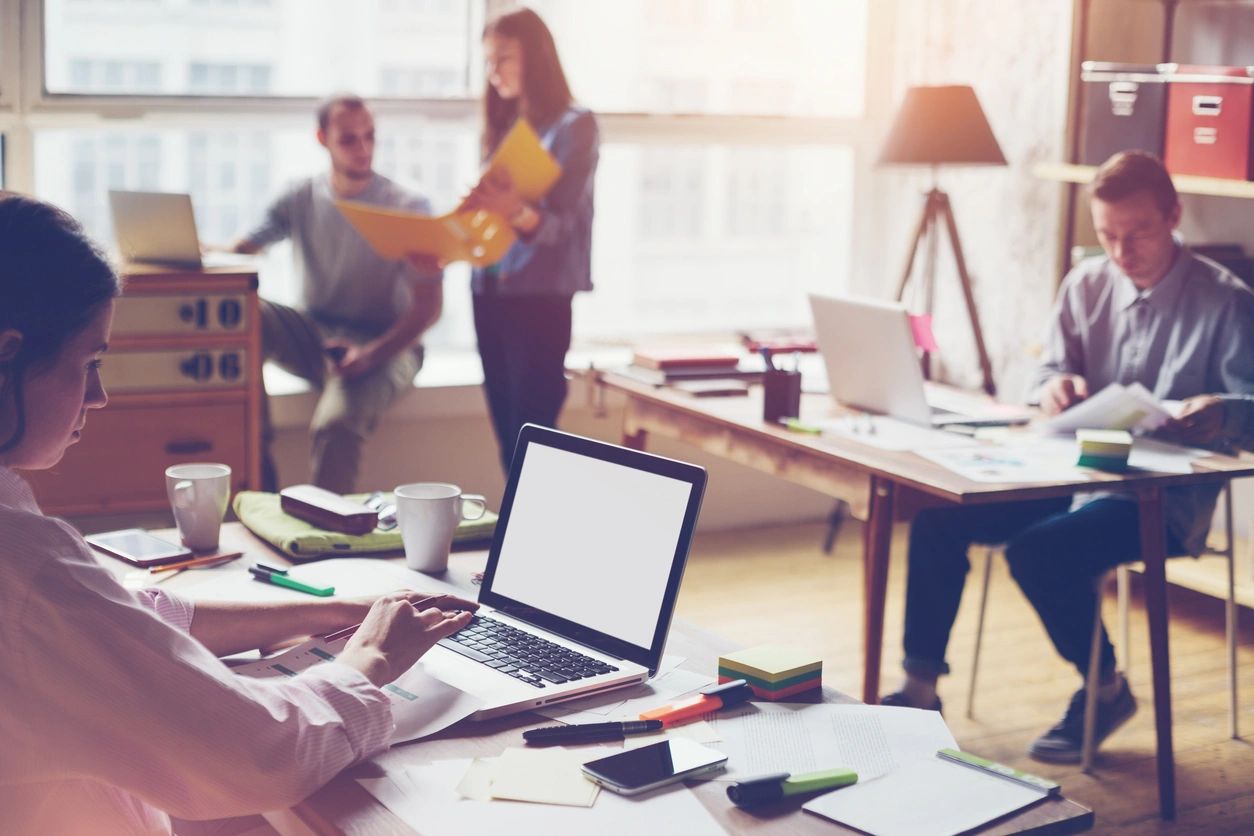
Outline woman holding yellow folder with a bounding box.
[462,7,600,471]
[0,193,477,834]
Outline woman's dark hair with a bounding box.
[0,192,120,454]
[482,7,574,158]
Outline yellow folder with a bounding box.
[335,119,562,267]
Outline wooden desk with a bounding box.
[143,523,1093,835]
[591,371,1254,820]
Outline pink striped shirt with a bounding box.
[0,467,394,835]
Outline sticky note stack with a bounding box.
[1076,429,1133,472]
[718,645,822,701]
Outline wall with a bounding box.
[862,0,1075,400]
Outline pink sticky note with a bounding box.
[909,313,939,353]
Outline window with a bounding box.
[26,0,871,353]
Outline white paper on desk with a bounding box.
[803,756,1045,836]
[488,746,603,806]
[231,636,481,744]
[182,557,420,602]
[536,664,713,723]
[917,441,1086,483]
[1127,437,1208,474]
[1039,381,1174,435]
[359,759,726,836]
[708,703,956,782]
[816,415,971,451]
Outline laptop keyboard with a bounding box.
[437,614,619,689]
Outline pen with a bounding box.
[248,565,335,597]
[523,720,663,746]
[937,748,1060,796]
[639,679,754,726]
[760,347,776,372]
[727,768,859,807]
[149,552,243,574]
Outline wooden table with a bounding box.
[141,523,1093,835]
[590,371,1254,820]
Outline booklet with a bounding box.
[336,119,562,267]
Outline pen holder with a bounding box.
[762,368,802,424]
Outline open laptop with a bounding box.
[108,190,253,268]
[808,292,1031,428]
[422,424,707,721]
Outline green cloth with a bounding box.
[232,491,497,560]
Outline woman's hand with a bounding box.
[336,591,478,687]
[462,168,525,220]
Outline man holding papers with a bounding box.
[232,94,443,493]
[884,151,1254,764]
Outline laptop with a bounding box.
[808,292,1031,428]
[422,424,707,721]
[108,190,253,269]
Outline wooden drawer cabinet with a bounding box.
[26,264,263,516]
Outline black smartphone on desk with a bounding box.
[581,739,727,796]
[86,529,193,567]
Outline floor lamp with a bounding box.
[878,85,1006,396]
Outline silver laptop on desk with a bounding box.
[808,292,1030,428]
[422,424,707,721]
[109,190,253,269]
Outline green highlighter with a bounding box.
[727,768,858,807]
[937,748,1060,796]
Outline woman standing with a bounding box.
[0,192,476,833]
[464,7,599,471]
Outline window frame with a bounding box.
[5,0,895,341]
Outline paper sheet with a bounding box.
[707,703,956,782]
[181,557,464,603]
[359,759,726,836]
[486,747,603,807]
[803,756,1045,836]
[1127,437,1207,474]
[536,661,713,723]
[816,415,972,451]
[916,441,1086,483]
[232,636,481,744]
[1039,381,1174,434]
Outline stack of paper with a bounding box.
[718,645,822,700]
[1076,429,1133,471]
[1039,381,1175,434]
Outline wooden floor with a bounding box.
[675,521,1254,835]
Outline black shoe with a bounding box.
[1029,680,1137,764]
[880,691,943,712]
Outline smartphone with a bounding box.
[85,529,193,567]
[581,738,728,796]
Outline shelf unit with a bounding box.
[1035,161,1254,199]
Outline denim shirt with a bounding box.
[471,106,599,296]
[1031,246,1254,554]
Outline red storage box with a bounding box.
[1163,64,1254,180]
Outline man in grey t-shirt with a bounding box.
[233,94,443,493]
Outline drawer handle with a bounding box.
[165,440,214,455]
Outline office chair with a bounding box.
[964,482,1239,770]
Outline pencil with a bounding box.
[150,552,243,574]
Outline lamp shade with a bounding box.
[877,85,1007,167]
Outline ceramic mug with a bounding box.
[394,482,487,574]
[165,463,232,551]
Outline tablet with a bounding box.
[86,529,193,567]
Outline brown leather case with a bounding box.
[279,484,379,535]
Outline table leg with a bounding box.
[1139,486,1175,820]
[862,476,895,703]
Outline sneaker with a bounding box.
[1029,680,1137,764]
[880,691,943,712]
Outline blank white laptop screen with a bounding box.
[489,442,694,649]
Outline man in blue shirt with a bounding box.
[882,151,1254,764]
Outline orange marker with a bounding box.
[640,679,754,727]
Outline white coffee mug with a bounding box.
[394,482,487,574]
[165,463,232,551]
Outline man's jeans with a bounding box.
[903,497,1185,680]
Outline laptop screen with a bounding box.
[485,431,701,654]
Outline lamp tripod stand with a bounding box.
[895,186,997,396]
